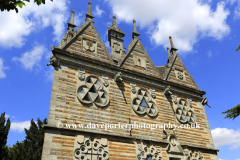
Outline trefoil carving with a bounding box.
[171,98,196,124]
[132,88,158,117]
[77,75,109,107]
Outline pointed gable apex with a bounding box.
[120,37,160,78]
[163,36,199,90]
[57,2,114,65]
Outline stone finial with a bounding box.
[167,47,171,57]
[68,10,77,29]
[111,15,118,29]
[133,19,137,32]
[132,19,140,39]
[70,10,75,24]
[88,1,91,15]
[169,36,178,52]
[86,1,94,21]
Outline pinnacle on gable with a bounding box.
[108,15,124,35]
[68,10,77,29]
[132,19,140,39]
[86,1,94,21]
[169,36,178,53]
[167,47,171,57]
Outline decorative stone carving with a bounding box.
[131,83,137,94]
[188,98,193,108]
[172,95,178,104]
[74,135,109,160]
[83,40,95,52]
[174,69,185,81]
[189,150,203,160]
[166,133,183,153]
[150,89,156,98]
[202,97,211,108]
[114,72,123,82]
[132,88,158,117]
[102,76,109,87]
[163,85,172,95]
[113,41,121,53]
[171,98,196,124]
[78,70,85,81]
[47,56,59,67]
[136,141,162,160]
[77,75,109,107]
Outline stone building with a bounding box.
[42,1,219,160]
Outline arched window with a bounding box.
[138,59,141,66]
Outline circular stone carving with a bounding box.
[175,99,196,124]
[132,88,158,117]
[77,76,109,107]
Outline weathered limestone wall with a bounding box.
[42,62,217,159]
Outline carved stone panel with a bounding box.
[174,69,186,81]
[171,97,196,124]
[77,75,109,107]
[132,88,158,117]
[73,135,109,160]
[83,39,96,53]
[133,55,146,68]
[166,133,183,154]
[136,141,162,160]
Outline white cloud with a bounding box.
[74,12,84,26]
[0,58,8,78]
[12,45,45,70]
[10,121,31,132]
[5,114,10,119]
[234,0,240,19]
[207,50,212,57]
[106,0,230,53]
[45,67,54,81]
[212,128,240,149]
[0,0,69,48]
[94,5,105,17]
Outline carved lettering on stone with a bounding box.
[74,135,109,160]
[83,40,95,52]
[132,88,158,117]
[77,75,109,107]
[136,141,162,160]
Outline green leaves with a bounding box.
[14,1,26,8]
[0,112,11,160]
[222,104,240,120]
[235,45,240,53]
[0,0,53,13]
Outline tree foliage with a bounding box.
[236,45,240,53]
[0,0,53,13]
[222,104,240,120]
[0,112,11,160]
[7,118,47,160]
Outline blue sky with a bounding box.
[0,0,240,159]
